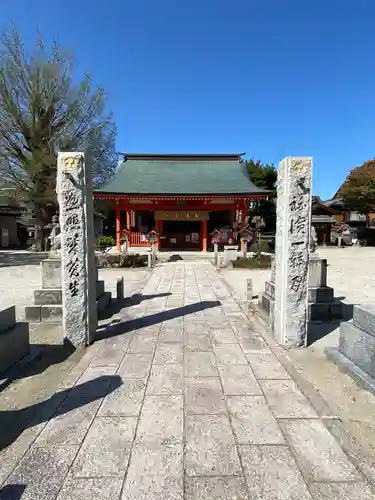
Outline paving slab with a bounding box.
[118,352,153,378]
[153,343,183,364]
[185,477,248,500]
[98,378,147,417]
[238,335,270,353]
[214,343,248,365]
[34,399,101,446]
[185,414,242,476]
[185,377,226,415]
[136,395,183,445]
[218,364,262,395]
[210,326,238,344]
[246,352,291,380]
[90,345,127,367]
[122,442,183,500]
[185,331,212,351]
[127,333,158,353]
[260,379,318,418]
[185,351,218,377]
[70,417,137,477]
[240,445,312,500]
[56,478,123,500]
[147,364,184,394]
[5,445,78,500]
[227,395,285,445]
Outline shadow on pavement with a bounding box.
[0,484,26,499]
[97,300,221,340]
[1,342,79,388]
[0,252,48,268]
[23,342,75,377]
[100,292,172,320]
[0,375,122,451]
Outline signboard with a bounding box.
[154,210,209,221]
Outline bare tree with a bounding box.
[0,27,117,249]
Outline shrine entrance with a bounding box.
[155,210,208,251]
[160,220,201,250]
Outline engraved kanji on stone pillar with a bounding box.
[273,157,313,346]
[57,152,97,348]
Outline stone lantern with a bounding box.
[147,230,159,266]
[121,228,129,253]
[239,228,254,258]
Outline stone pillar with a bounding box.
[273,157,313,347]
[57,152,97,348]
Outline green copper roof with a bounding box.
[95,154,268,196]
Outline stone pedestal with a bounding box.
[0,306,29,374]
[308,256,342,321]
[26,256,111,323]
[25,257,64,323]
[223,245,238,268]
[327,305,375,394]
[273,157,313,346]
[261,255,342,337]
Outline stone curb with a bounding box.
[326,346,375,396]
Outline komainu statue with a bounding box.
[309,225,318,253]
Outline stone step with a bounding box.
[339,321,375,378]
[308,286,334,304]
[34,289,62,306]
[25,305,42,323]
[353,305,375,338]
[97,291,112,319]
[0,306,16,334]
[25,305,63,323]
[96,280,105,299]
[0,322,29,374]
[41,305,63,322]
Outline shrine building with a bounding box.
[94,153,269,252]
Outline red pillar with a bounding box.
[202,219,207,252]
[240,200,248,250]
[126,209,131,229]
[116,208,121,252]
[157,220,163,251]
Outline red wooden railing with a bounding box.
[129,232,151,247]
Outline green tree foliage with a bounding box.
[246,158,277,190]
[246,158,277,230]
[337,160,375,220]
[0,27,117,247]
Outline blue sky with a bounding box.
[1,0,375,198]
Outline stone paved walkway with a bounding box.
[0,262,374,499]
